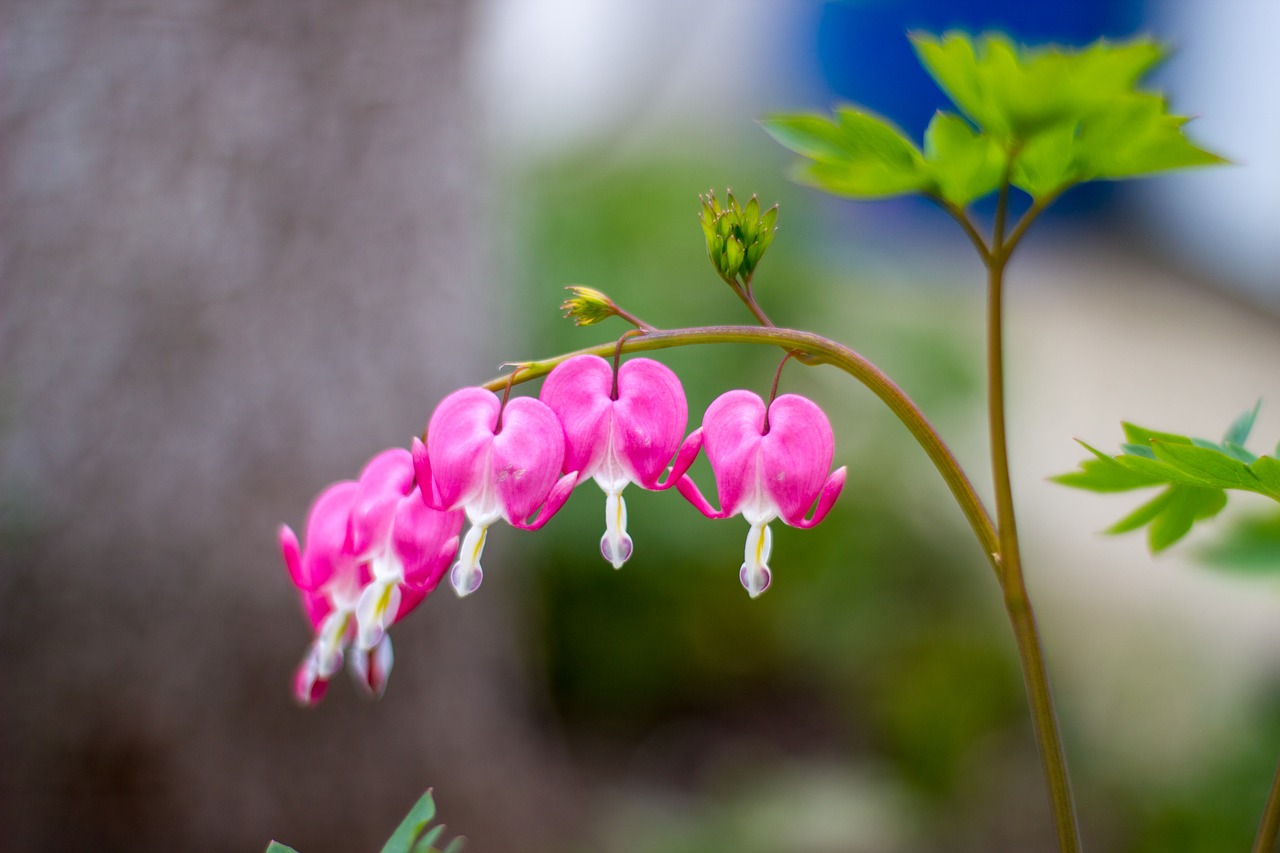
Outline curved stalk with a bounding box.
[481,324,998,563]
[1253,758,1280,853]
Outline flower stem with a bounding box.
[1253,758,1280,853]
[987,173,1081,851]
[485,325,998,563]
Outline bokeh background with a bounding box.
[4,1,1280,851]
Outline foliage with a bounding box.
[762,32,1223,207]
[1053,403,1280,552]
[265,790,462,853]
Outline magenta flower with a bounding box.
[413,387,577,596]
[279,449,462,706]
[540,354,698,568]
[676,390,847,597]
[348,448,464,654]
[279,480,370,706]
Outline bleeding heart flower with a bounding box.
[279,450,463,706]
[676,390,846,597]
[413,387,577,597]
[540,354,698,568]
[348,448,464,655]
[280,480,368,706]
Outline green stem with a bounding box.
[729,276,775,327]
[485,325,998,562]
[1253,758,1280,853]
[988,173,1081,851]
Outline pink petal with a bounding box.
[788,467,847,529]
[507,470,578,531]
[759,394,836,525]
[292,654,330,707]
[426,387,502,511]
[613,358,688,487]
[391,495,464,590]
[297,480,359,591]
[490,396,567,524]
[299,587,332,631]
[279,524,304,588]
[540,355,613,480]
[700,390,768,518]
[348,448,415,556]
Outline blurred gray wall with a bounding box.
[0,1,576,850]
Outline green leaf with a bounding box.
[1011,121,1076,199]
[1148,485,1228,552]
[1249,456,1280,499]
[763,109,931,199]
[1049,440,1163,492]
[1106,488,1175,534]
[909,31,1166,140]
[1114,453,1217,487]
[381,791,438,853]
[1224,400,1262,447]
[923,111,1003,204]
[1102,483,1227,551]
[1121,422,1192,446]
[265,843,301,853]
[1149,440,1263,492]
[1072,93,1226,180]
[411,825,446,853]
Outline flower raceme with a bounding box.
[540,354,700,568]
[279,372,847,702]
[676,390,847,597]
[278,449,462,706]
[413,387,578,597]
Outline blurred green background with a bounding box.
[501,142,1280,851]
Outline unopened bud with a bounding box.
[561,285,617,327]
[698,189,778,284]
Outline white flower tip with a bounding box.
[740,563,772,598]
[600,531,633,569]
[450,561,483,597]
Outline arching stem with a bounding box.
[482,325,998,565]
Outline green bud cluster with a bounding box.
[698,190,778,284]
[560,285,617,327]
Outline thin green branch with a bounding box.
[1253,758,1280,853]
[728,275,775,327]
[483,325,998,564]
[936,197,993,264]
[985,163,1081,852]
[1001,185,1068,261]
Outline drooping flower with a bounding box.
[540,354,698,568]
[279,450,463,706]
[279,480,369,706]
[413,387,577,597]
[675,390,846,597]
[348,448,464,655]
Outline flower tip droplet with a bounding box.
[600,530,634,569]
[450,561,483,597]
[739,563,772,598]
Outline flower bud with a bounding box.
[698,189,778,284]
[561,285,617,327]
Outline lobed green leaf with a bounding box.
[1049,440,1164,492]
[1150,440,1264,492]
[923,111,1004,205]
[763,108,931,199]
[1056,406,1277,555]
